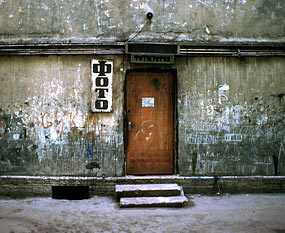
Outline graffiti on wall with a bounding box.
[35,109,115,140]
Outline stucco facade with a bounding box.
[0,0,284,44]
[0,0,285,178]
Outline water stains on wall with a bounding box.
[0,0,284,44]
[0,55,284,176]
[177,57,285,176]
[0,55,125,176]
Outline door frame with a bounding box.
[123,68,178,176]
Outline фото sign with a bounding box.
[91,59,113,112]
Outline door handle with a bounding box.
[128,122,133,131]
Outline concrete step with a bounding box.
[115,183,182,198]
[120,195,188,207]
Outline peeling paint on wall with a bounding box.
[0,55,284,176]
[0,1,284,177]
[0,55,125,176]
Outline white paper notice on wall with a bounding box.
[142,97,155,107]
[218,84,229,104]
[91,59,113,112]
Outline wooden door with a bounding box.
[126,71,174,175]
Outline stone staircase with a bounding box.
[115,183,188,207]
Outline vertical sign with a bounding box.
[91,59,113,112]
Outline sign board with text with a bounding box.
[91,59,113,112]
[131,54,174,64]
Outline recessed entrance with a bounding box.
[126,71,174,175]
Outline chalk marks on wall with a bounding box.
[185,133,243,145]
[33,108,124,171]
[223,133,243,142]
[179,81,285,175]
[186,133,218,145]
[134,120,155,141]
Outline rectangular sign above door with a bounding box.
[130,54,174,64]
[91,59,113,112]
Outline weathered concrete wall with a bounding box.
[0,55,125,176]
[1,56,284,177]
[0,0,284,184]
[0,0,284,44]
[177,57,285,176]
